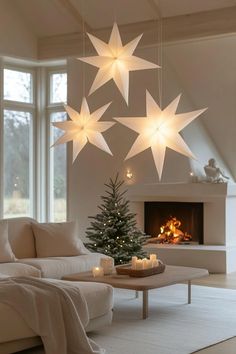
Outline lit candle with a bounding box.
[150,254,157,262]
[143,258,148,269]
[189,171,198,183]
[92,266,104,277]
[135,259,143,270]
[131,256,138,269]
[152,259,159,267]
[146,259,153,269]
[150,254,157,261]
[100,257,114,275]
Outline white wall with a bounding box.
[0,0,37,59]
[165,35,236,179]
[68,34,236,239]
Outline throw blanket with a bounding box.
[0,277,105,354]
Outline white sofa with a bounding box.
[3,217,109,279]
[0,217,114,354]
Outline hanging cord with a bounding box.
[151,0,163,109]
[82,18,86,98]
[81,0,86,99]
[156,1,163,109]
[113,0,117,23]
[157,14,163,109]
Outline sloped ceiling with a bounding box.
[14,0,236,37]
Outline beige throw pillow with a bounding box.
[0,221,17,262]
[32,222,85,258]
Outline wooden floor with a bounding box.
[18,272,236,354]
[191,272,236,353]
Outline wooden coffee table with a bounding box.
[62,265,208,319]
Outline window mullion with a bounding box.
[0,59,4,218]
[3,101,35,112]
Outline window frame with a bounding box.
[1,62,36,219]
[46,67,67,222]
[0,60,67,221]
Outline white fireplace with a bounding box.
[127,182,236,273]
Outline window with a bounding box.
[48,71,67,222]
[4,69,33,103]
[0,63,67,221]
[50,73,67,104]
[2,67,34,218]
[3,110,33,218]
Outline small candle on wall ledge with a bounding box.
[92,266,104,277]
[189,171,198,183]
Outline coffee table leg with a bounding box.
[135,290,139,298]
[188,280,191,304]
[142,290,148,319]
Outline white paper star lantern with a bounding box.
[78,22,159,104]
[52,98,115,162]
[114,91,207,179]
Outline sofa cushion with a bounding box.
[6,217,37,259]
[69,281,113,321]
[0,273,9,279]
[0,303,36,343]
[32,222,86,258]
[0,280,113,344]
[0,220,16,263]
[0,262,41,278]
[19,253,108,279]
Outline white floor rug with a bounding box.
[90,285,236,354]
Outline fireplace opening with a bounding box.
[144,202,203,244]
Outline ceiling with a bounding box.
[14,0,236,38]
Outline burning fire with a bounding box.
[157,217,192,244]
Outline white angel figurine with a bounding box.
[204,158,229,183]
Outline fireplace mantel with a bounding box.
[127,182,236,273]
[127,182,236,201]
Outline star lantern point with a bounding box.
[114,91,207,179]
[78,22,160,104]
[52,98,114,162]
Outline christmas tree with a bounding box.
[85,174,147,265]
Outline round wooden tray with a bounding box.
[116,261,165,277]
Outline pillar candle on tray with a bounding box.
[143,258,149,269]
[131,256,138,269]
[150,254,159,267]
[146,259,153,269]
[150,254,157,262]
[152,259,159,267]
[92,266,104,277]
[135,259,143,270]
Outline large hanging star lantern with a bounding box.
[52,98,114,162]
[114,91,207,179]
[78,22,159,104]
